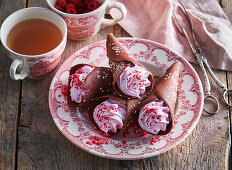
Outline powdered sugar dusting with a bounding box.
[109,61,128,78]
[163,70,179,102]
[163,70,179,85]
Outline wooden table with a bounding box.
[0,0,231,169]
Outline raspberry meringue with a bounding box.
[117,64,151,98]
[93,99,126,134]
[106,33,154,99]
[138,100,170,134]
[69,65,94,103]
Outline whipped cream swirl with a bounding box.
[138,100,170,134]
[69,65,94,103]
[93,99,126,134]
[117,64,151,98]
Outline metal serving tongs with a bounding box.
[172,1,232,115]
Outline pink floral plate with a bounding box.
[49,38,203,160]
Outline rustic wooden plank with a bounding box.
[17,1,231,170]
[227,71,232,169]
[0,0,25,170]
[221,1,232,169]
[0,54,20,170]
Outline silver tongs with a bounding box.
[172,1,232,115]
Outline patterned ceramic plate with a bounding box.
[49,38,203,160]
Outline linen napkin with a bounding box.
[111,0,232,71]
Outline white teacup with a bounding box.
[46,0,127,40]
[0,7,67,80]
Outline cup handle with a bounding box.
[10,59,28,80]
[100,2,127,29]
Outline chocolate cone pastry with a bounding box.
[67,64,114,110]
[106,33,154,99]
[136,62,181,135]
[88,95,145,136]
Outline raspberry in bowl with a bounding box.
[54,0,101,14]
[46,0,127,40]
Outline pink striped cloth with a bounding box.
[111,0,232,71]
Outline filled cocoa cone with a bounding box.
[136,62,182,135]
[67,64,114,110]
[88,95,146,137]
[154,62,181,115]
[106,33,154,99]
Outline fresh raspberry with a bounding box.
[102,133,110,137]
[102,133,107,137]
[54,4,64,12]
[61,85,68,96]
[121,139,127,144]
[84,0,90,5]
[87,1,101,10]
[67,0,85,8]
[150,139,158,145]
[66,3,76,9]
[90,136,96,139]
[86,141,92,145]
[66,7,77,14]
[66,4,77,14]
[56,0,68,9]
[76,7,84,14]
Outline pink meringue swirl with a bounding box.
[69,65,94,103]
[117,64,151,98]
[93,99,126,134]
[138,100,170,134]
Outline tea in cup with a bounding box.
[0,7,67,80]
